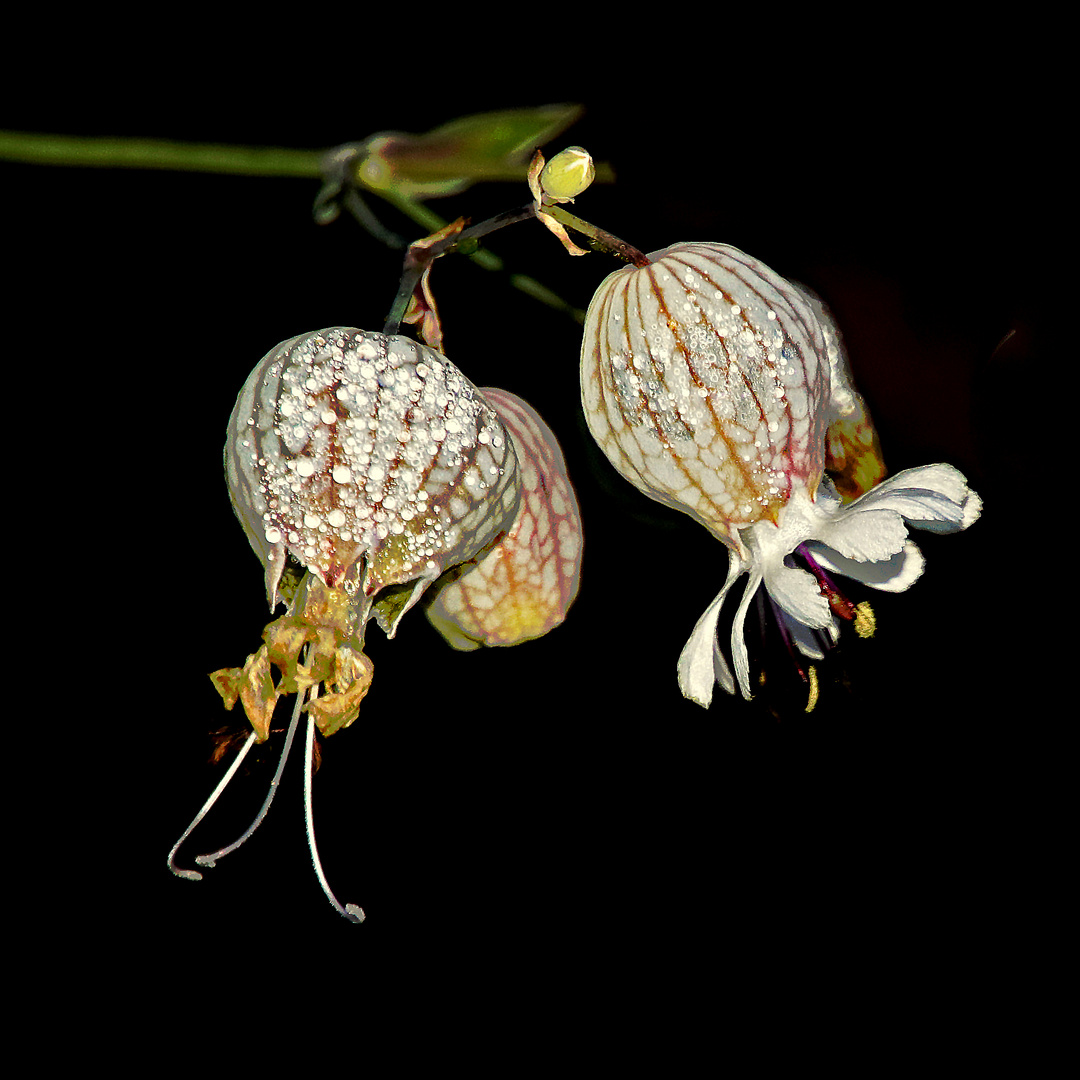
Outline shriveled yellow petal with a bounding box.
[308,651,374,737]
[210,645,280,742]
[537,210,590,256]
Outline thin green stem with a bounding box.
[546,205,651,267]
[0,130,323,177]
[383,197,653,338]
[384,203,537,335]
[3,131,640,321]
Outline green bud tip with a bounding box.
[538,146,595,203]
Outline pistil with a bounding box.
[796,543,859,622]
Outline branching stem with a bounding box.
[383,202,650,337]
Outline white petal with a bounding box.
[923,487,983,533]
[678,595,726,707]
[843,464,980,533]
[765,563,832,629]
[963,490,983,529]
[712,637,736,697]
[781,608,838,659]
[808,539,926,593]
[730,570,764,699]
[678,557,744,707]
[815,508,909,562]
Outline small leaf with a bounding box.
[351,105,609,200]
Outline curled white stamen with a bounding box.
[304,682,365,923]
[193,689,304,869]
[167,731,259,881]
[169,644,364,921]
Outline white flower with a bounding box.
[677,464,982,706]
[579,241,983,708]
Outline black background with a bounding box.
[5,45,1055,991]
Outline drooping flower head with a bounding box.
[228,326,521,638]
[425,388,582,649]
[581,242,981,707]
[172,327,528,918]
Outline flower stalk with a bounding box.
[544,204,651,267]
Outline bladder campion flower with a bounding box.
[169,327,523,919]
[580,242,981,707]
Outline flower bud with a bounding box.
[580,242,830,556]
[226,327,520,632]
[538,146,595,203]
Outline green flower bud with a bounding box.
[538,146,595,203]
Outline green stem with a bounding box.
[1,131,620,321]
[0,130,324,177]
[384,203,538,335]
[547,204,651,267]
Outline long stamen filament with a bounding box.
[757,582,822,713]
[761,588,811,684]
[167,731,259,880]
[193,685,304,869]
[305,683,365,923]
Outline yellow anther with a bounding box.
[805,666,819,712]
[854,601,876,638]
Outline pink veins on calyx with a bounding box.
[425,388,582,649]
[580,242,830,558]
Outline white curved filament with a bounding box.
[304,685,365,923]
[167,731,259,881]
[193,689,304,869]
